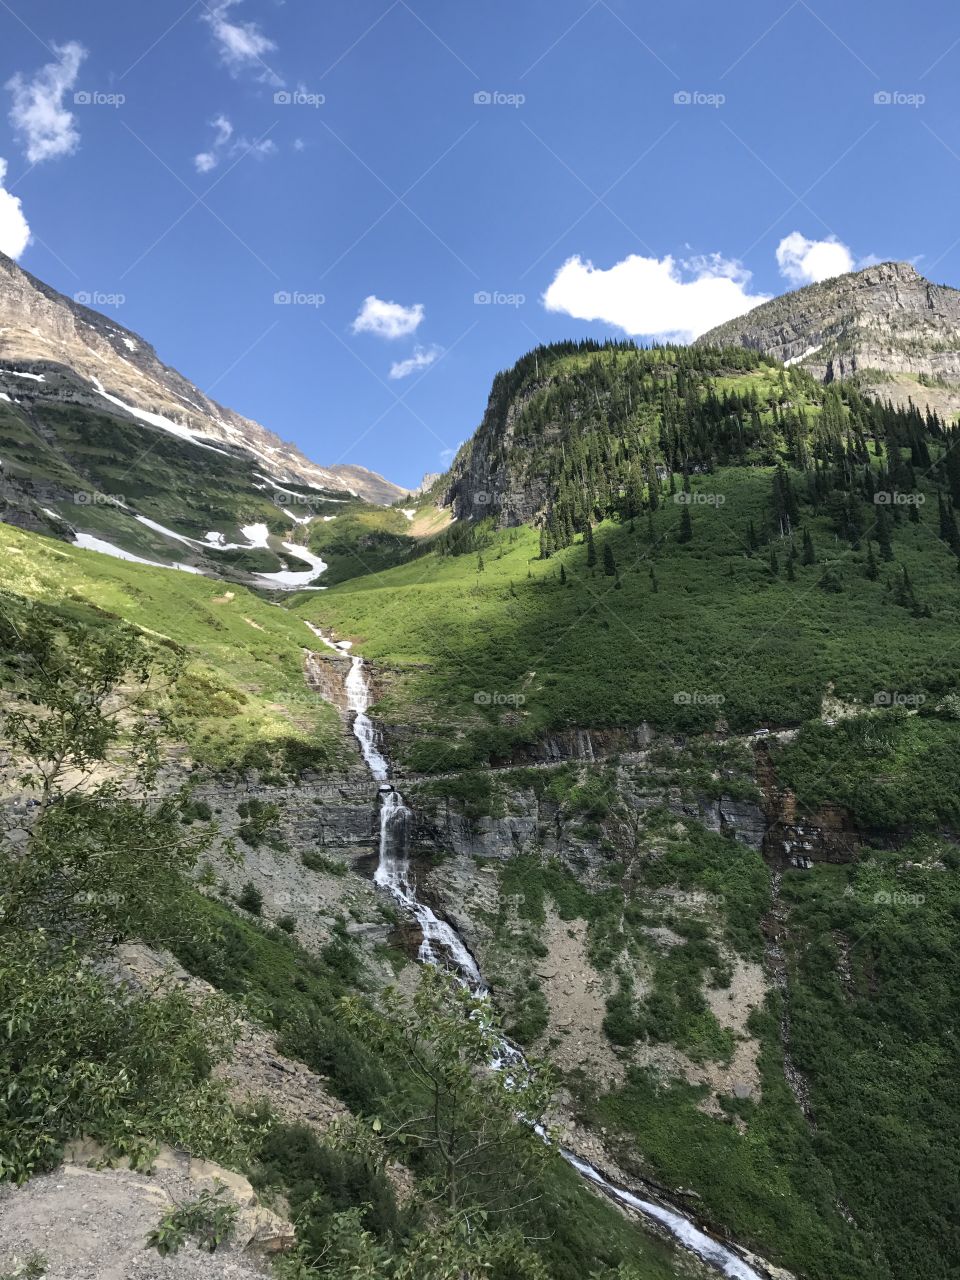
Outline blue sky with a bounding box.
[1,1,958,490]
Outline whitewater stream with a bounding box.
[313,626,770,1280]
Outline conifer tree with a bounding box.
[678,506,692,543]
[772,463,800,533]
[865,540,880,580]
[603,543,617,576]
[938,493,951,541]
[801,528,816,565]
[892,565,921,613]
[948,507,960,556]
[559,562,567,585]
[943,440,960,505]
[585,525,597,569]
[649,566,659,593]
[876,509,894,561]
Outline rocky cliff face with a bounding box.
[698,261,960,418]
[442,387,552,526]
[410,775,768,866]
[0,251,402,505]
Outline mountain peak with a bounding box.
[0,251,403,506]
[696,260,960,419]
[854,259,921,283]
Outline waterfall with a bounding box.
[345,655,390,781]
[321,630,771,1280]
[374,786,485,985]
[334,642,484,985]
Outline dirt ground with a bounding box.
[534,911,627,1088]
[0,1147,288,1280]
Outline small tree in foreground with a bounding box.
[0,601,244,1180]
[0,601,222,952]
[341,966,555,1225]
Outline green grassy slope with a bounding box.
[304,502,429,585]
[295,343,960,785]
[0,518,704,1279]
[6,336,960,1278]
[0,521,342,773]
[300,467,960,776]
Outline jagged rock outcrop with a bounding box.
[443,386,553,525]
[698,261,960,418]
[407,764,767,865]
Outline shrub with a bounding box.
[146,1186,238,1256]
[302,850,348,875]
[0,933,242,1183]
[238,882,264,916]
[253,1123,399,1243]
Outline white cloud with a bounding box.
[389,345,443,380]
[202,0,281,83]
[211,113,233,146]
[0,158,31,259]
[776,232,855,286]
[352,295,425,340]
[6,42,87,165]
[243,137,277,160]
[193,114,275,172]
[543,253,769,341]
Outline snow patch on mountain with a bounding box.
[73,531,204,574]
[241,523,270,549]
[90,378,231,456]
[135,514,196,546]
[256,543,328,588]
[784,343,822,368]
[282,507,313,525]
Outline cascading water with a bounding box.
[344,653,390,781]
[374,783,484,984]
[335,638,485,985]
[316,626,770,1280]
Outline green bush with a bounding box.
[237,882,264,915]
[603,977,640,1047]
[302,850,348,875]
[146,1186,238,1256]
[0,933,242,1183]
[253,1123,399,1243]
